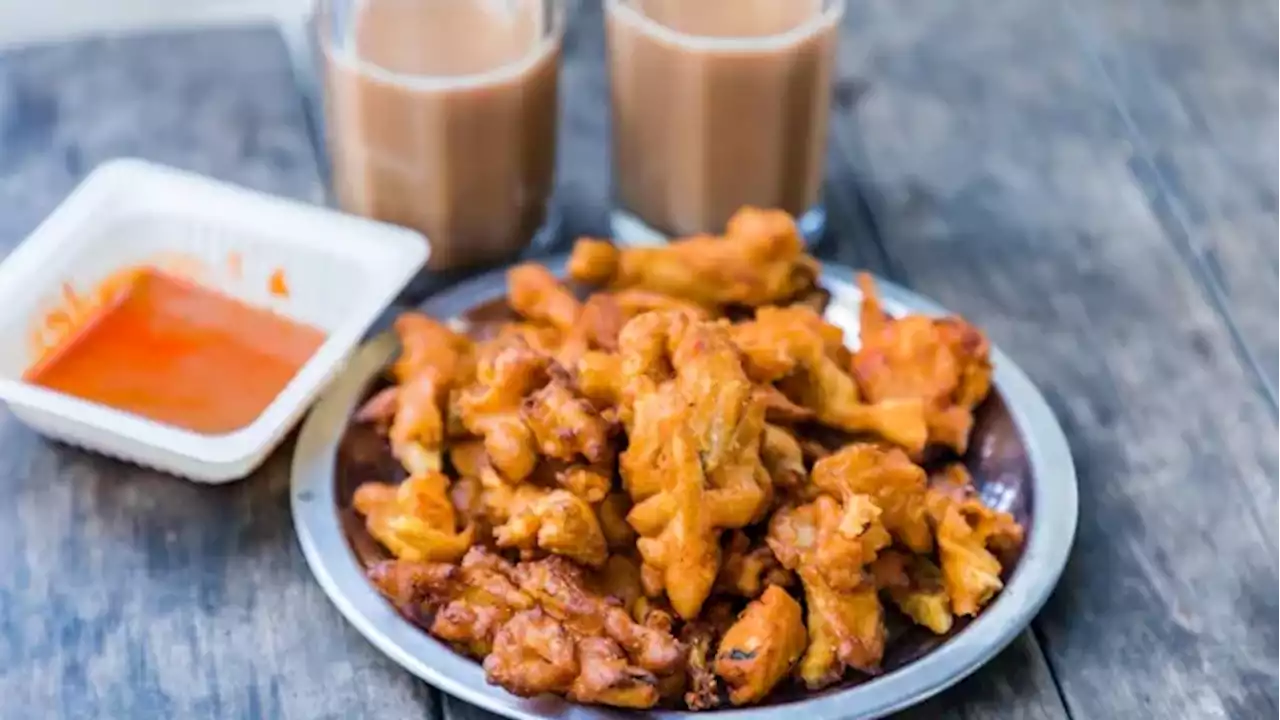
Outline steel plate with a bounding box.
[291,260,1078,720]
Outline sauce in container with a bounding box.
[24,269,325,435]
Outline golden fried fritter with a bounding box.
[521,375,614,465]
[509,263,581,334]
[493,321,564,358]
[597,491,638,550]
[768,495,891,685]
[660,316,775,527]
[368,550,532,657]
[511,555,684,675]
[619,313,774,618]
[485,608,579,697]
[926,465,1023,616]
[356,212,1029,712]
[369,550,679,708]
[869,550,953,634]
[755,384,816,424]
[611,289,713,320]
[479,464,608,568]
[353,472,473,563]
[812,443,933,554]
[386,370,448,474]
[531,459,612,504]
[359,313,477,474]
[714,585,807,705]
[629,428,721,620]
[569,636,662,708]
[567,207,818,308]
[575,350,625,409]
[853,273,993,455]
[571,290,711,358]
[769,495,889,593]
[716,531,793,599]
[455,338,549,482]
[391,311,475,386]
[760,424,806,492]
[590,552,644,615]
[732,305,928,454]
[681,600,736,710]
[798,580,884,688]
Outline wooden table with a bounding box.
[0,3,1275,717]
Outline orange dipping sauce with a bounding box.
[24,269,325,435]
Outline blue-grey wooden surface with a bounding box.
[0,1,1275,717]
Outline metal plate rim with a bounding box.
[290,260,1078,720]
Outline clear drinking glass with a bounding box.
[605,0,844,245]
[319,0,565,270]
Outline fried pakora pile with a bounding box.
[351,208,1024,710]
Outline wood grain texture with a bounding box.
[1062,0,1279,403]
[0,28,435,720]
[831,0,1279,717]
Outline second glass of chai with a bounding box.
[606,0,843,245]
[320,0,564,270]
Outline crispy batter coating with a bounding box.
[455,338,549,482]
[567,207,819,308]
[680,600,737,710]
[511,554,684,674]
[353,472,474,563]
[714,586,807,705]
[870,550,953,634]
[575,350,625,409]
[755,383,815,424]
[716,531,793,598]
[733,305,928,454]
[485,608,579,697]
[768,495,891,685]
[521,375,614,465]
[493,321,563,357]
[479,464,608,568]
[926,466,1024,616]
[569,636,662,708]
[391,311,476,386]
[590,552,644,614]
[611,289,713,320]
[534,460,613,504]
[359,313,477,474]
[368,550,532,657]
[853,273,993,454]
[597,491,638,550]
[629,428,721,620]
[798,581,884,688]
[358,215,1028,711]
[812,443,933,553]
[509,263,581,334]
[369,549,680,708]
[760,424,806,492]
[619,313,774,619]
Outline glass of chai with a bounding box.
[319,0,565,270]
[606,0,844,245]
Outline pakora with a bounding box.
[853,273,993,454]
[349,209,1026,710]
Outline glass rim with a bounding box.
[318,0,566,91]
[604,0,845,53]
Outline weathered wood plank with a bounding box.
[0,28,436,720]
[830,0,1279,717]
[1063,0,1279,402]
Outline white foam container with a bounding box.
[0,158,429,483]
